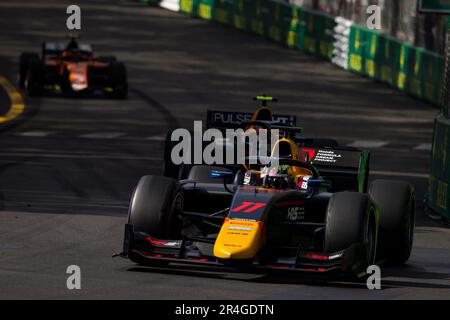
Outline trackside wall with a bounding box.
[428,113,450,220]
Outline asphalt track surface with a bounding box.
[0,0,449,300]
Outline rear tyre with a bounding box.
[369,180,415,265]
[324,192,377,273]
[25,59,44,96]
[19,52,39,88]
[110,62,127,99]
[128,175,183,267]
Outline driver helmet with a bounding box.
[261,164,312,189]
[66,36,79,51]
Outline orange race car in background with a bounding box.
[19,35,127,99]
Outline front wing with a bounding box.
[120,224,363,274]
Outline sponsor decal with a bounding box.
[312,150,343,163]
[286,206,305,222]
[231,201,266,213]
[228,226,252,231]
[297,176,311,190]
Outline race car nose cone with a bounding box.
[213,220,264,260]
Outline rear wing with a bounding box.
[301,146,370,193]
[206,110,296,129]
[42,42,93,55]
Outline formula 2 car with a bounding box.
[19,34,127,98]
[120,119,415,278]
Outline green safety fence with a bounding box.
[232,0,248,30]
[247,0,265,36]
[397,42,414,93]
[180,0,199,15]
[379,36,402,88]
[422,51,444,105]
[176,0,332,60]
[348,25,367,75]
[198,0,214,20]
[285,6,304,49]
[408,47,425,99]
[428,113,450,220]
[347,24,444,106]
[185,0,333,60]
[214,0,232,25]
[302,9,334,60]
[348,26,380,79]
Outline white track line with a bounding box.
[16,131,55,137]
[414,143,432,151]
[146,135,166,141]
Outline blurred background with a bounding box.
[291,0,449,54]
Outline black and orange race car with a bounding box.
[19,35,127,98]
[119,97,416,279]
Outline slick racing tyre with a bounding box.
[324,192,378,273]
[25,58,44,96]
[128,176,183,267]
[19,52,39,89]
[110,62,127,99]
[369,180,415,265]
[128,175,183,238]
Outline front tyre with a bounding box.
[324,192,378,274]
[109,62,127,99]
[25,59,44,96]
[128,175,183,266]
[369,180,415,265]
[19,52,39,88]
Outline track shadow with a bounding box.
[127,260,450,291]
[128,263,370,289]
